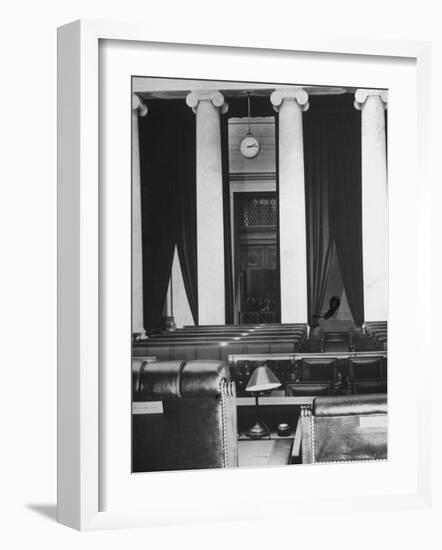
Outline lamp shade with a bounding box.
[245,366,281,393]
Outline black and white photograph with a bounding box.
[2,0,438,541]
[131,77,388,473]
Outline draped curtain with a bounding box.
[175,118,199,327]
[138,99,198,333]
[328,105,364,326]
[303,112,334,326]
[303,95,364,327]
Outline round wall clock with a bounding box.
[239,93,260,159]
[240,134,260,159]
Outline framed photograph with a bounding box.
[57,19,432,530]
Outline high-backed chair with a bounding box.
[301,358,336,382]
[349,357,383,379]
[133,360,238,472]
[300,394,387,463]
[132,357,157,402]
[351,339,381,352]
[322,339,349,352]
[349,357,387,394]
[300,340,323,352]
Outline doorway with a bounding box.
[233,192,280,323]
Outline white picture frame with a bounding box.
[57,19,433,531]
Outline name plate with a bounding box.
[132,401,164,415]
[359,415,387,429]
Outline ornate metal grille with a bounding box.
[239,196,277,228]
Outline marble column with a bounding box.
[354,89,388,322]
[132,94,148,336]
[271,89,309,323]
[186,91,228,325]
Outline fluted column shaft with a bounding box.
[186,91,228,325]
[271,89,309,323]
[355,89,388,322]
[132,95,148,335]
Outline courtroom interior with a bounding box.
[131,77,388,472]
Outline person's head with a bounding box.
[329,295,340,309]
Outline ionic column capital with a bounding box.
[132,94,148,117]
[186,90,228,114]
[270,88,309,113]
[354,89,388,111]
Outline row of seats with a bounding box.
[365,321,388,349]
[230,354,387,396]
[132,359,387,471]
[133,323,308,362]
[300,327,385,353]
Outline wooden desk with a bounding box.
[238,438,294,467]
[238,418,302,461]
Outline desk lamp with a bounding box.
[245,365,281,439]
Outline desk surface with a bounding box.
[238,438,294,467]
[133,396,313,414]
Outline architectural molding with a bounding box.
[229,171,277,182]
[132,93,148,117]
[354,88,388,110]
[270,88,309,113]
[185,90,228,114]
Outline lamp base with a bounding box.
[245,419,270,440]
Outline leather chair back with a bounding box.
[133,360,238,472]
[322,340,349,352]
[300,394,387,463]
[349,357,383,379]
[301,358,336,382]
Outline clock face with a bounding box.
[240,135,260,159]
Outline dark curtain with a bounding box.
[327,97,365,326]
[302,95,364,327]
[303,110,333,326]
[175,115,199,326]
[221,113,234,323]
[138,100,198,333]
